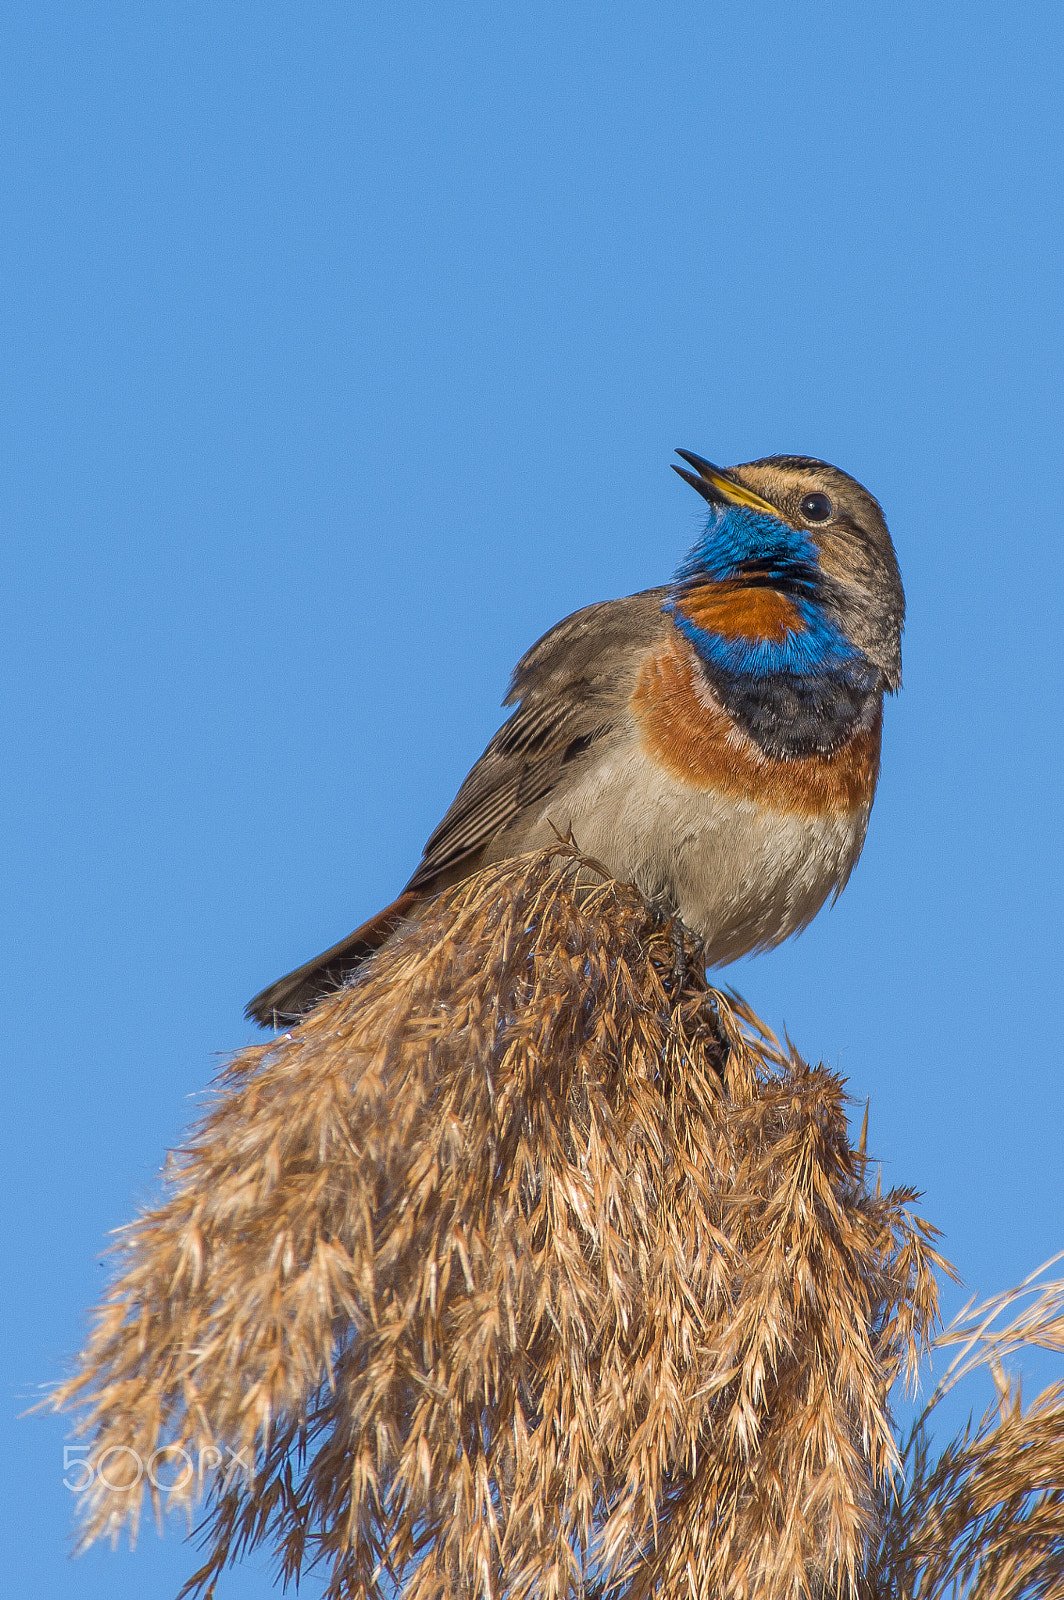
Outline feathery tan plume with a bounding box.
[51,846,944,1600]
[865,1259,1064,1600]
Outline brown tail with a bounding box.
[245,891,421,1028]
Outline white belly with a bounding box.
[514,743,872,965]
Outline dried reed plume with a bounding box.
[52,846,945,1600]
[864,1258,1064,1600]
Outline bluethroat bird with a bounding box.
[247,451,904,1026]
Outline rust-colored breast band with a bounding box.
[631,638,882,817]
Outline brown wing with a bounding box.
[404,588,668,892]
[245,588,668,1026]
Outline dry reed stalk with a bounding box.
[51,846,943,1600]
[864,1262,1064,1600]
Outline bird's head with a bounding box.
[669,450,904,693]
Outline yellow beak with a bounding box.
[672,449,780,517]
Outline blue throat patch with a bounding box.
[665,504,874,687]
[663,504,881,759]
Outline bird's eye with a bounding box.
[799,492,834,523]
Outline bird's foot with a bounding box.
[642,892,703,990]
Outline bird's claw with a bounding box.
[643,893,701,989]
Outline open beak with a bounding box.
[672,449,780,517]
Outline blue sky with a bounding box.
[5,3,1063,1594]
